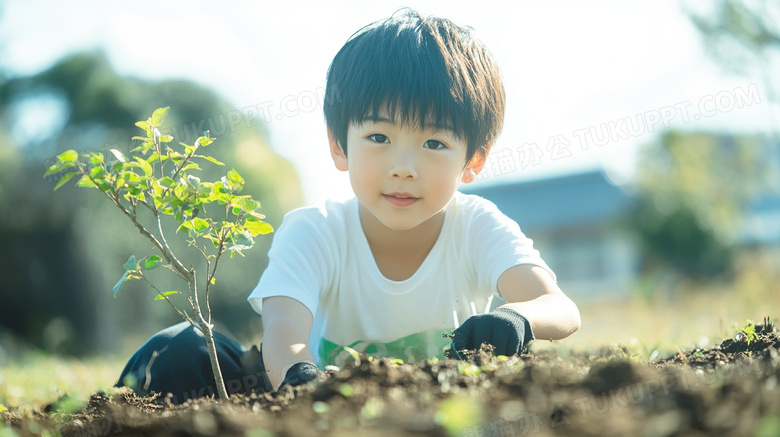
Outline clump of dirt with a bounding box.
[3,320,780,437]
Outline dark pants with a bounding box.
[115,322,272,404]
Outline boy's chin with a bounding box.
[374,211,445,233]
[371,215,421,232]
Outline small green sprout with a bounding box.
[739,319,759,345]
[457,363,481,377]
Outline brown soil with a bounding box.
[3,319,780,437]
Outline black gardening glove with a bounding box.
[450,308,534,358]
[277,362,319,390]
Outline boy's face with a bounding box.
[329,111,484,231]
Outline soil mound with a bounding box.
[3,320,779,436]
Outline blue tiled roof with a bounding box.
[461,170,634,233]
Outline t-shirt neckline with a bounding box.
[351,196,454,286]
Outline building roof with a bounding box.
[461,170,634,233]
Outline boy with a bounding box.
[116,8,580,401]
[250,8,580,390]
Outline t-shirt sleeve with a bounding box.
[464,195,556,299]
[246,208,335,317]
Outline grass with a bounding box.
[0,351,128,410]
[533,260,780,357]
[1,261,778,410]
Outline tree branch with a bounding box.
[204,228,227,326]
[140,272,191,324]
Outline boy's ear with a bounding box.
[328,129,349,172]
[461,144,490,184]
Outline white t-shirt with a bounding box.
[247,191,554,368]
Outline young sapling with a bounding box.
[44,107,273,401]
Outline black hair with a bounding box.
[323,8,505,163]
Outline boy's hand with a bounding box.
[450,308,534,357]
[278,362,319,390]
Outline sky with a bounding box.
[1,0,777,204]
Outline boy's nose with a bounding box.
[389,152,417,180]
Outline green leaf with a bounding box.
[185,175,201,192]
[44,161,74,177]
[158,176,177,189]
[212,181,227,194]
[155,291,179,301]
[96,179,111,192]
[192,217,209,232]
[169,151,185,164]
[144,255,163,270]
[123,171,141,187]
[216,193,231,205]
[159,134,174,143]
[245,220,274,236]
[227,228,254,252]
[196,136,214,147]
[88,153,104,166]
[134,157,153,177]
[77,175,97,188]
[123,255,138,271]
[106,161,125,174]
[90,165,107,180]
[196,155,224,166]
[53,172,78,191]
[135,120,151,131]
[177,220,193,234]
[113,271,129,297]
[110,149,127,163]
[227,169,245,186]
[247,210,266,220]
[151,107,170,126]
[242,198,258,211]
[148,153,169,164]
[57,149,79,163]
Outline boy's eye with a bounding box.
[368,134,389,143]
[424,140,448,150]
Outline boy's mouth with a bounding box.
[383,192,419,207]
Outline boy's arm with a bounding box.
[496,264,581,341]
[261,296,317,390]
[451,264,580,357]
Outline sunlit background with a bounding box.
[1,0,779,407]
[3,0,777,202]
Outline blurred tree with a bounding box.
[0,51,303,355]
[630,131,769,280]
[639,1,780,281]
[686,0,780,181]
[686,0,780,103]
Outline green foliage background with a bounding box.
[629,130,771,280]
[0,51,303,355]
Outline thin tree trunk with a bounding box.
[188,270,228,401]
[200,321,229,401]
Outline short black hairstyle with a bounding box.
[323,8,505,164]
